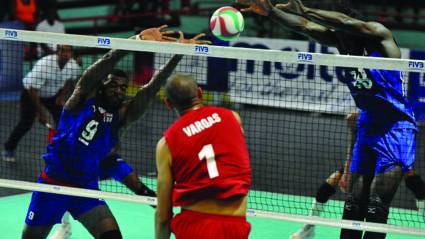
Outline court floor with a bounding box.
[0,191,422,239]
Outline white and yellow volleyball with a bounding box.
[210,6,244,41]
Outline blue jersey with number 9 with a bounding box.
[43,98,119,187]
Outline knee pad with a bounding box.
[405,175,425,200]
[315,182,336,203]
[366,194,389,224]
[100,230,123,239]
[342,193,363,220]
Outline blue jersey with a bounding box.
[43,98,119,187]
[346,52,417,131]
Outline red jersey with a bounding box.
[164,106,252,206]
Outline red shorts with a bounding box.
[171,210,251,239]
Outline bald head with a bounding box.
[165,74,199,110]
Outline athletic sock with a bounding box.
[310,199,324,217]
[417,200,425,222]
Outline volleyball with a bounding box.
[210,6,244,41]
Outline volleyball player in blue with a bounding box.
[21,26,209,239]
[238,0,418,238]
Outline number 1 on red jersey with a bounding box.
[198,144,219,179]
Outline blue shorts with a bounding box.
[350,127,416,175]
[25,179,106,226]
[99,155,133,183]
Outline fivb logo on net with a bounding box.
[408,60,425,70]
[195,45,209,55]
[4,30,18,39]
[297,52,313,62]
[97,37,111,47]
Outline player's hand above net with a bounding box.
[236,0,273,16]
[178,32,211,45]
[275,0,306,15]
[138,25,177,42]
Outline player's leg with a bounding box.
[22,191,69,239]
[339,172,373,239]
[75,204,122,239]
[340,135,374,239]
[363,166,403,239]
[3,89,36,162]
[314,169,343,215]
[405,170,425,221]
[290,169,343,239]
[363,128,416,239]
[22,225,54,239]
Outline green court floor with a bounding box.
[0,193,423,239]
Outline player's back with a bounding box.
[164,106,251,207]
[43,98,119,187]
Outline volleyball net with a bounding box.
[0,29,424,237]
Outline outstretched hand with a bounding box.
[275,0,306,15]
[236,0,273,16]
[138,25,177,42]
[178,32,211,45]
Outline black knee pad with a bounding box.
[405,175,425,199]
[342,193,365,220]
[366,194,389,224]
[315,182,336,203]
[100,230,123,239]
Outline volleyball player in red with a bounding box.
[155,74,252,239]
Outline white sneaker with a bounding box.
[289,224,315,239]
[50,221,72,239]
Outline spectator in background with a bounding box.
[11,0,39,28]
[35,6,65,58]
[2,45,81,163]
[160,0,191,20]
[161,0,191,15]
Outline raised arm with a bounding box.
[277,0,391,41]
[64,48,129,111]
[236,0,338,47]
[119,33,211,128]
[118,54,182,127]
[65,25,178,111]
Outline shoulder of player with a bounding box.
[156,137,171,158]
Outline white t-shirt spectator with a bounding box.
[35,19,65,57]
[23,54,81,98]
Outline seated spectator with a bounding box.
[35,6,65,58]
